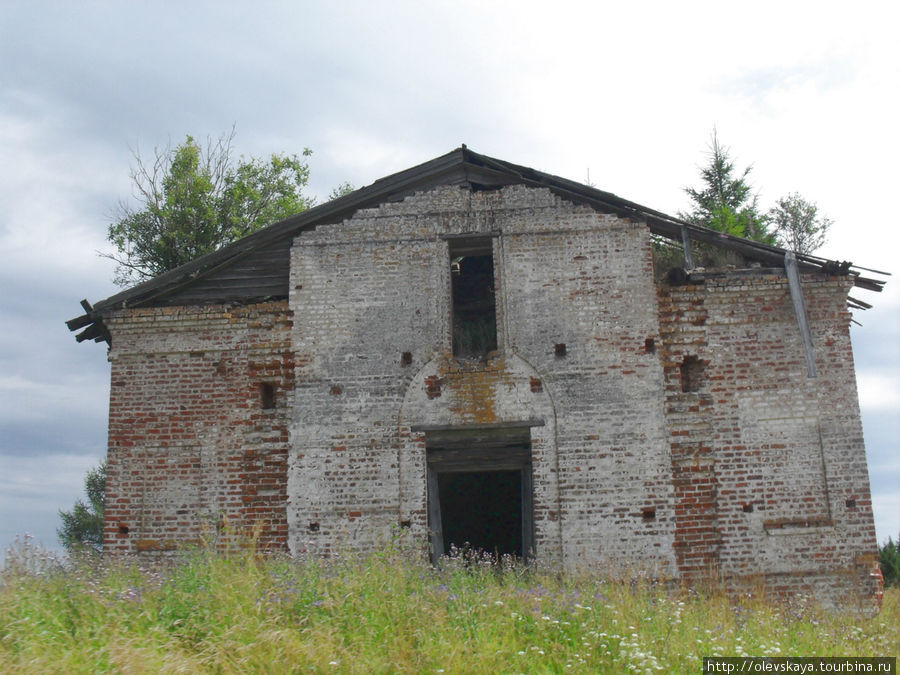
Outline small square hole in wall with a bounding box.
[555,343,567,358]
[259,383,276,410]
[401,351,412,366]
[845,498,857,509]
[118,523,130,535]
[742,503,754,513]
[308,522,320,532]
[400,520,411,529]
[680,355,705,393]
[644,338,656,354]
[641,507,656,521]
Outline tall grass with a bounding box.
[1,534,897,673]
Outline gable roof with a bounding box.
[67,145,887,344]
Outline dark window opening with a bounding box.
[450,238,497,358]
[555,343,567,358]
[680,355,705,393]
[259,383,276,410]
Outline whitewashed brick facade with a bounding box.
[83,168,881,612]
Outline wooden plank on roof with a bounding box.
[66,313,93,331]
[128,239,292,307]
[75,322,110,344]
[785,251,817,378]
[680,226,694,269]
[71,146,887,331]
[847,295,873,310]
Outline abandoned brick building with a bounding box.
[69,147,886,609]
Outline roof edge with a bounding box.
[68,146,889,344]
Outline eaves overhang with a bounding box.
[67,145,889,345]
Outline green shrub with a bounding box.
[881,535,900,587]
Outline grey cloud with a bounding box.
[1,0,896,555]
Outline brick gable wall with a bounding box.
[100,185,881,611]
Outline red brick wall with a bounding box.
[103,301,294,555]
[659,271,881,610]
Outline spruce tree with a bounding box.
[681,130,774,244]
[58,460,106,554]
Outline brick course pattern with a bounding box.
[104,302,294,555]
[102,185,881,611]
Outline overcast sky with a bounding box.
[1,1,897,559]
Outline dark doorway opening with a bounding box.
[437,470,522,557]
[424,425,534,563]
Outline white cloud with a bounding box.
[0,373,107,426]
[857,372,900,412]
[873,493,900,545]
[0,452,103,556]
[0,93,122,293]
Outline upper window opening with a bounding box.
[449,237,497,358]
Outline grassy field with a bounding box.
[1,535,897,673]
